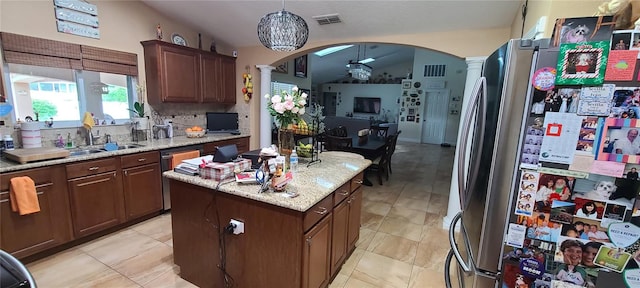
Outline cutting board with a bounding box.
[4,147,70,164]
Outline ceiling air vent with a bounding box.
[312,14,341,25]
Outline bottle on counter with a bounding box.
[290,149,298,173]
[66,132,73,148]
[4,134,14,151]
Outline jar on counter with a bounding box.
[4,134,14,150]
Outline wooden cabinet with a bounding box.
[203,136,250,155]
[302,214,332,288]
[0,166,73,259]
[347,187,363,251]
[67,158,125,238]
[330,180,361,276]
[121,151,162,220]
[330,198,349,275]
[142,40,236,104]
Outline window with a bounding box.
[271,82,296,97]
[6,63,134,126]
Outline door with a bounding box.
[122,163,162,220]
[302,214,332,288]
[323,92,337,116]
[422,89,449,144]
[219,56,236,104]
[330,200,348,275]
[201,53,221,103]
[347,187,362,250]
[160,45,201,102]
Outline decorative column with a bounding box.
[443,56,486,230]
[256,65,275,148]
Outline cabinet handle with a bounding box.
[113,172,117,178]
[355,180,363,184]
[88,166,99,171]
[0,191,43,203]
[315,207,328,215]
[339,190,349,196]
[137,158,146,162]
[124,170,128,176]
[306,237,312,245]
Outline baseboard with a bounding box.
[398,137,420,143]
[442,214,461,232]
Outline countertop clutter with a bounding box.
[0,134,249,173]
[164,151,371,212]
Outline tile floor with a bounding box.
[26,142,456,288]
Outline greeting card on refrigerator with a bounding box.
[577,84,615,116]
[539,112,583,164]
[605,50,638,81]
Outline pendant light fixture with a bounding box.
[257,0,309,52]
[346,44,372,81]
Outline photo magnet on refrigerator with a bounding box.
[608,223,640,248]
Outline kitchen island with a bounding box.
[164,152,370,288]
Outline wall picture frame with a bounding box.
[295,55,307,78]
[555,41,609,86]
[274,61,288,74]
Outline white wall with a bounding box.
[407,49,467,144]
[320,83,400,121]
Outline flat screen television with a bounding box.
[206,112,239,133]
[353,97,381,114]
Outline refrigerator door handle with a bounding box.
[449,212,473,273]
[445,249,466,288]
[456,77,487,209]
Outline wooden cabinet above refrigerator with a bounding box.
[141,40,236,104]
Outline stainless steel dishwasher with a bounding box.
[160,144,204,211]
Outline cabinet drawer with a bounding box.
[66,158,118,179]
[303,195,333,232]
[0,166,55,191]
[121,151,159,169]
[350,172,364,192]
[333,182,350,207]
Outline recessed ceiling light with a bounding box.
[314,45,353,57]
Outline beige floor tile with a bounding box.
[363,200,393,216]
[378,216,423,242]
[164,238,174,247]
[361,211,385,231]
[366,232,418,264]
[356,228,377,249]
[394,197,430,212]
[420,226,450,249]
[328,272,350,288]
[399,187,432,201]
[28,249,140,288]
[423,212,444,227]
[131,213,172,242]
[80,229,164,266]
[143,266,198,288]
[339,247,365,276]
[112,243,174,286]
[350,251,413,288]
[343,277,379,288]
[409,266,447,288]
[363,190,399,204]
[414,242,450,271]
[387,206,427,225]
[426,194,449,215]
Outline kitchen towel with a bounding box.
[82,112,95,130]
[9,176,40,215]
[171,150,201,169]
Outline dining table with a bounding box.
[345,134,387,186]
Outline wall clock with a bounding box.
[171,33,187,46]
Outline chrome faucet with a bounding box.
[86,129,101,146]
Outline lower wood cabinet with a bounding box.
[347,187,363,250]
[303,214,333,288]
[67,170,125,238]
[330,199,349,275]
[122,163,162,220]
[0,166,72,259]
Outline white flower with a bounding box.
[264,94,270,99]
[298,107,305,115]
[271,95,281,104]
[285,94,293,102]
[298,99,306,106]
[274,102,286,114]
[292,86,299,92]
[301,92,308,99]
[292,107,299,113]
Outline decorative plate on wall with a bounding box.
[171,33,187,46]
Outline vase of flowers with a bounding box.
[266,86,307,158]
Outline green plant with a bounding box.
[128,101,146,117]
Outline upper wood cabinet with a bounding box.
[142,40,236,104]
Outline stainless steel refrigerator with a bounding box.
[445,38,638,288]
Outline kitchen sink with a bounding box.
[68,149,107,157]
[117,143,145,150]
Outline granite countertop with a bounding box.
[0,134,249,173]
[163,151,371,212]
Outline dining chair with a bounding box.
[329,125,348,137]
[371,125,389,138]
[387,130,401,175]
[368,135,395,185]
[325,135,352,151]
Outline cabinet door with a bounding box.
[122,163,162,220]
[201,54,221,103]
[0,166,72,259]
[302,214,332,288]
[218,56,236,104]
[347,187,362,251]
[159,45,201,102]
[68,171,125,238]
[330,199,349,276]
